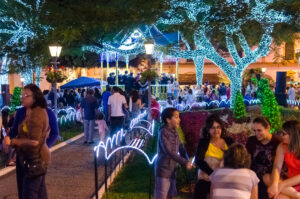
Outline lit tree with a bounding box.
[42,0,169,68]
[262,84,282,133]
[0,0,49,86]
[10,87,22,112]
[233,91,246,120]
[158,0,293,106]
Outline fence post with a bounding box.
[105,158,108,192]
[122,149,124,166]
[149,165,153,199]
[94,150,99,199]
[114,150,117,175]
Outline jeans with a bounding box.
[84,120,95,142]
[155,177,177,199]
[103,108,109,122]
[16,156,48,199]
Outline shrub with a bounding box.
[262,87,282,133]
[233,91,246,120]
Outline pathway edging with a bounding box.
[0,133,84,178]
[93,152,132,199]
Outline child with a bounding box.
[95,113,109,142]
[155,107,193,199]
[210,143,259,199]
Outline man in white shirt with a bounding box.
[108,86,128,135]
[167,80,173,99]
[288,85,296,101]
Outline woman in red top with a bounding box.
[268,120,300,199]
[151,96,160,121]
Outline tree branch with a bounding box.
[237,32,251,56]
[225,34,241,67]
[194,29,234,78]
[168,49,205,59]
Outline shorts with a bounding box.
[155,177,177,199]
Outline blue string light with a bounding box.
[93,111,158,164]
[0,0,48,85]
[157,0,291,107]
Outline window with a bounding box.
[285,41,294,60]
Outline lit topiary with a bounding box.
[233,91,246,120]
[257,78,269,103]
[10,87,22,112]
[262,86,282,133]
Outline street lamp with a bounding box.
[262,68,266,73]
[49,43,62,116]
[144,41,154,112]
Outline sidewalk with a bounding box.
[0,135,110,199]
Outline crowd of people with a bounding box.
[156,108,300,199]
[0,76,300,199]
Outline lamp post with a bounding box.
[20,77,25,88]
[144,41,155,111]
[49,43,62,116]
[296,48,300,84]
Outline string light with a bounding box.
[94,110,157,163]
[0,0,48,85]
[158,0,291,107]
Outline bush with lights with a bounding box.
[233,91,246,120]
[261,85,282,133]
[10,87,22,112]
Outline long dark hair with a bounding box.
[282,120,300,158]
[201,114,227,139]
[24,84,47,109]
[131,90,139,103]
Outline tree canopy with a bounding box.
[0,0,299,73]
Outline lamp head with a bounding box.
[49,43,62,57]
[144,41,154,55]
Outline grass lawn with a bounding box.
[55,122,83,144]
[103,122,195,199]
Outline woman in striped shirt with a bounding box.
[210,143,259,199]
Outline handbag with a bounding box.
[24,157,47,178]
[24,134,47,178]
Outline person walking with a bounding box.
[108,86,127,135]
[288,85,296,101]
[81,89,98,144]
[3,84,50,199]
[102,85,111,122]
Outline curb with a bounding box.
[0,133,84,178]
[93,152,132,199]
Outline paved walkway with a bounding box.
[0,135,114,199]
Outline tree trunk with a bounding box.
[194,56,205,86]
[36,66,42,87]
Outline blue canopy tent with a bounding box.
[60,77,106,89]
